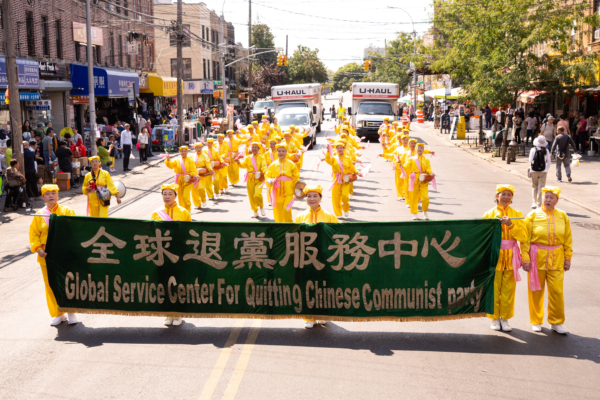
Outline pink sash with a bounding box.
[244,155,260,183]
[409,156,437,191]
[155,208,173,221]
[329,155,345,191]
[175,158,187,184]
[40,206,52,226]
[500,239,522,282]
[528,243,562,291]
[270,175,294,211]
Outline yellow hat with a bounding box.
[416,142,426,148]
[207,138,215,143]
[268,135,280,144]
[247,125,254,130]
[41,184,59,196]
[283,130,292,136]
[333,141,346,148]
[179,146,189,151]
[250,141,263,148]
[401,134,409,140]
[88,156,100,163]
[542,186,561,198]
[194,142,204,148]
[409,139,417,144]
[241,128,248,134]
[339,134,348,139]
[496,184,516,194]
[226,129,234,134]
[261,115,268,119]
[289,125,296,129]
[303,185,323,196]
[383,117,390,121]
[392,121,399,126]
[216,134,224,138]
[252,121,258,125]
[161,183,179,193]
[276,141,288,149]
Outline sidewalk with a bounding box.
[420,122,600,216]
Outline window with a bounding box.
[170,58,192,79]
[202,25,205,40]
[148,43,154,69]
[75,42,81,61]
[124,0,128,16]
[26,12,35,56]
[595,0,600,41]
[95,46,101,65]
[55,20,62,58]
[203,59,207,79]
[116,0,121,13]
[109,33,114,65]
[118,35,123,66]
[41,16,49,57]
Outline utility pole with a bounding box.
[285,35,288,58]
[247,0,252,106]
[412,29,417,119]
[176,0,184,146]
[220,10,227,118]
[86,0,98,156]
[2,0,23,174]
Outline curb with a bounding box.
[427,127,600,217]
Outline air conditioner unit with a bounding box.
[126,42,138,55]
[137,15,142,21]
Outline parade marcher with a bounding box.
[522,187,572,335]
[399,139,434,209]
[191,142,214,209]
[226,129,242,186]
[204,138,224,197]
[266,142,300,222]
[482,184,527,332]
[216,134,231,194]
[294,184,338,329]
[404,143,435,220]
[237,141,268,218]
[164,146,198,212]
[324,141,360,218]
[29,184,78,325]
[151,183,191,326]
[390,134,410,201]
[264,135,280,205]
[82,156,121,217]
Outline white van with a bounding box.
[275,107,318,148]
[271,83,322,132]
[348,82,399,140]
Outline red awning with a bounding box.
[518,90,549,104]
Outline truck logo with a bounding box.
[276,89,307,95]
[359,88,393,94]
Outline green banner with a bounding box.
[45,216,501,322]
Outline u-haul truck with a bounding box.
[349,82,399,139]
[271,83,322,132]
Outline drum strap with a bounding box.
[329,155,345,191]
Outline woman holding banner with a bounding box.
[82,156,121,217]
[29,184,78,325]
[482,184,527,332]
[237,141,268,218]
[521,187,572,335]
[266,142,300,222]
[152,183,191,326]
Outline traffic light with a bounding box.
[283,55,288,66]
[277,54,283,66]
[367,60,372,71]
[363,61,369,71]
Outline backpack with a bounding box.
[531,149,546,172]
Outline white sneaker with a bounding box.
[412,214,419,220]
[223,188,228,193]
[51,315,67,326]
[260,208,266,216]
[164,317,173,326]
[172,318,183,326]
[202,202,207,208]
[251,211,259,218]
[532,324,542,332]
[67,313,78,325]
[500,318,512,332]
[531,203,537,209]
[551,324,568,335]
[406,203,411,208]
[397,197,402,201]
[304,321,314,329]
[400,197,405,202]
[344,211,349,218]
[316,320,327,326]
[490,319,501,331]
[422,212,429,220]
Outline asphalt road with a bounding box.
[1,120,599,399]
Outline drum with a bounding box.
[212,161,223,169]
[419,173,434,183]
[290,154,301,162]
[184,174,191,182]
[113,181,127,198]
[294,181,307,200]
[198,168,210,176]
[254,171,265,181]
[224,157,231,164]
[343,174,358,183]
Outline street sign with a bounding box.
[418,81,424,85]
[214,80,222,85]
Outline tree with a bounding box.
[287,45,328,84]
[331,63,365,92]
[242,63,287,99]
[431,0,600,106]
[251,23,276,65]
[369,32,425,91]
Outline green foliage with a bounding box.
[431,0,600,105]
[251,23,277,65]
[332,63,365,92]
[243,63,287,99]
[287,45,329,84]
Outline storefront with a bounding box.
[183,79,214,111]
[0,56,40,132]
[37,62,72,133]
[140,74,181,115]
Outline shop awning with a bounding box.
[433,87,464,100]
[70,64,139,97]
[140,74,182,97]
[40,80,73,92]
[518,90,549,104]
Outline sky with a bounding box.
[191,0,433,71]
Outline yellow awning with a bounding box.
[140,74,183,97]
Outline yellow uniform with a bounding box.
[151,202,192,221]
[217,141,231,191]
[264,148,277,205]
[404,154,433,215]
[400,148,431,206]
[164,156,198,212]
[204,146,223,195]
[294,206,339,223]
[325,152,357,217]
[82,169,119,217]
[522,207,573,325]
[192,152,214,207]
[390,144,410,198]
[226,136,243,185]
[238,153,268,212]
[482,206,527,320]
[266,159,300,222]
[29,204,76,317]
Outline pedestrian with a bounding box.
[336,103,345,125]
[4,159,25,211]
[513,112,523,144]
[71,127,82,144]
[121,123,133,171]
[575,113,588,154]
[55,141,78,189]
[540,116,557,151]
[434,105,441,129]
[22,120,32,141]
[107,135,120,172]
[550,126,577,183]
[525,111,538,146]
[42,128,57,168]
[29,184,78,325]
[330,105,336,121]
[522,187,572,335]
[138,127,149,164]
[114,121,124,159]
[482,184,527,332]
[529,136,551,209]
[557,114,570,137]
[82,156,121,217]
[5,138,13,165]
[485,105,492,129]
[34,122,45,143]
[96,138,111,172]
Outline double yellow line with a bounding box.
[199,319,262,400]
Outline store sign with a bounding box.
[25,100,51,111]
[139,75,148,90]
[533,94,549,105]
[72,22,104,46]
[0,57,39,89]
[0,92,40,103]
[71,95,90,104]
[39,62,66,78]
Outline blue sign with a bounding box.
[70,64,139,98]
[0,92,40,102]
[0,57,40,89]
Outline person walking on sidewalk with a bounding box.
[485,105,492,129]
[138,127,149,164]
[525,112,538,146]
[540,116,557,151]
[121,124,133,171]
[550,126,576,183]
[529,136,551,209]
[575,114,588,155]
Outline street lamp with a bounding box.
[387,6,418,113]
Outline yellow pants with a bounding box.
[409,181,429,214]
[487,270,516,320]
[273,194,293,222]
[39,257,64,318]
[178,183,193,212]
[350,182,354,195]
[528,269,565,325]
[219,166,229,190]
[192,177,210,207]
[247,180,264,212]
[394,170,405,198]
[110,156,115,168]
[88,196,109,217]
[332,182,351,217]
[212,173,221,195]
[228,161,240,185]
[266,183,273,205]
